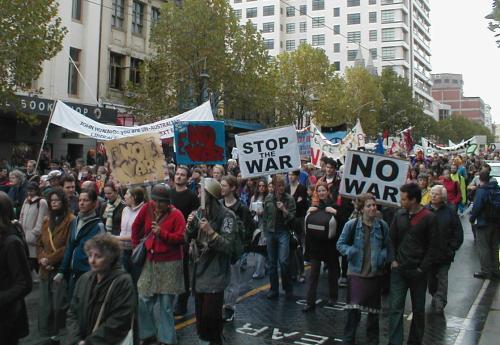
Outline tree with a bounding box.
[273,44,335,127]
[128,0,273,123]
[0,0,66,102]
[486,0,500,47]
[433,115,494,143]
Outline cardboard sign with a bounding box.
[339,150,409,206]
[296,128,311,159]
[174,121,226,165]
[235,125,301,178]
[104,133,165,185]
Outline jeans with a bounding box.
[265,229,292,293]
[224,260,241,311]
[428,263,450,310]
[253,253,267,278]
[38,272,68,337]
[476,224,500,276]
[139,293,177,344]
[344,309,379,344]
[306,257,339,305]
[388,268,427,345]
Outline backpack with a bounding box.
[485,187,500,222]
[305,209,337,240]
[225,200,254,264]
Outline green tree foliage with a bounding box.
[486,0,500,47]
[433,115,494,143]
[0,0,66,101]
[128,0,273,123]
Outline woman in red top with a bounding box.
[134,184,186,345]
[439,168,462,212]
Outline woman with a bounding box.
[302,182,339,312]
[66,234,135,345]
[19,182,49,280]
[8,169,27,218]
[439,168,462,212]
[101,182,125,235]
[118,186,146,282]
[337,193,390,345]
[37,188,75,341]
[136,184,185,345]
[249,179,269,279]
[0,191,33,345]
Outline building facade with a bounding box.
[230,0,433,116]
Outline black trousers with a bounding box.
[195,291,224,344]
[344,309,379,345]
[306,257,339,305]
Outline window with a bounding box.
[369,29,377,41]
[72,0,82,20]
[262,22,274,33]
[312,17,325,28]
[252,23,257,30]
[312,34,325,46]
[286,40,295,51]
[382,28,396,41]
[369,11,377,23]
[300,38,307,45]
[286,23,295,33]
[151,7,160,24]
[333,25,340,34]
[68,47,80,95]
[286,6,295,16]
[300,5,307,15]
[334,43,340,53]
[369,0,377,4]
[334,61,340,71]
[382,46,396,60]
[246,7,257,18]
[112,0,125,28]
[263,5,274,16]
[234,9,242,19]
[370,48,378,60]
[300,22,307,32]
[347,31,361,43]
[129,58,142,84]
[109,52,125,90]
[132,1,144,34]
[263,39,274,49]
[333,7,340,17]
[312,0,324,11]
[347,13,361,25]
[348,50,358,61]
[234,0,242,3]
[381,10,395,23]
[347,0,360,7]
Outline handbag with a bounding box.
[131,232,152,267]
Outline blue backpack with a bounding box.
[485,187,500,222]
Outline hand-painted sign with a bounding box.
[339,150,409,206]
[297,128,311,159]
[235,125,301,178]
[104,132,165,185]
[174,121,226,165]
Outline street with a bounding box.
[21,216,498,345]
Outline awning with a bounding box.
[224,119,264,131]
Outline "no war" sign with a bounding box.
[339,150,409,206]
[235,125,301,178]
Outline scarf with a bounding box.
[104,197,122,233]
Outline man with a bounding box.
[316,157,340,200]
[427,185,463,313]
[417,174,431,206]
[100,182,125,235]
[263,175,296,300]
[188,167,202,193]
[388,183,437,345]
[469,171,500,279]
[62,174,79,214]
[220,175,253,322]
[450,163,467,213]
[170,166,200,317]
[211,165,224,182]
[26,160,37,181]
[47,170,62,189]
[49,159,62,172]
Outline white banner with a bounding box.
[421,137,479,155]
[51,100,214,140]
[235,125,301,178]
[310,123,345,167]
[339,150,410,207]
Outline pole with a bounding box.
[34,100,58,175]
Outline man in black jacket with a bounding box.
[426,185,463,313]
[388,183,438,345]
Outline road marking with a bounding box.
[453,279,490,345]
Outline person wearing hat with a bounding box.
[186,178,237,345]
[19,181,49,281]
[134,184,186,345]
[47,170,63,188]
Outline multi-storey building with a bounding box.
[230,0,433,116]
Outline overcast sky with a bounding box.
[431,0,500,123]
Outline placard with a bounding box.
[174,121,226,165]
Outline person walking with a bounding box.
[249,179,269,279]
[439,168,461,212]
[388,183,438,345]
[426,185,463,313]
[137,184,186,345]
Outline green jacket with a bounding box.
[262,192,296,232]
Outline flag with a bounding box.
[401,126,414,153]
[375,136,385,154]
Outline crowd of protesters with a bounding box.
[0,147,499,345]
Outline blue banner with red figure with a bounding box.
[174,121,226,165]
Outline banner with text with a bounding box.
[310,123,345,167]
[174,121,226,165]
[51,100,214,140]
[104,132,166,185]
[235,125,301,178]
[339,150,409,207]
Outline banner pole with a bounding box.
[34,100,58,175]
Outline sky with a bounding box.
[431,0,500,123]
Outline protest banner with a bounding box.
[51,100,214,140]
[174,121,226,165]
[235,125,300,178]
[339,150,409,207]
[310,123,345,167]
[104,132,165,185]
[321,123,347,144]
[297,128,311,159]
[422,137,479,155]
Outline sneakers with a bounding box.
[338,277,348,287]
[223,307,235,322]
[252,273,264,279]
[473,271,491,279]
